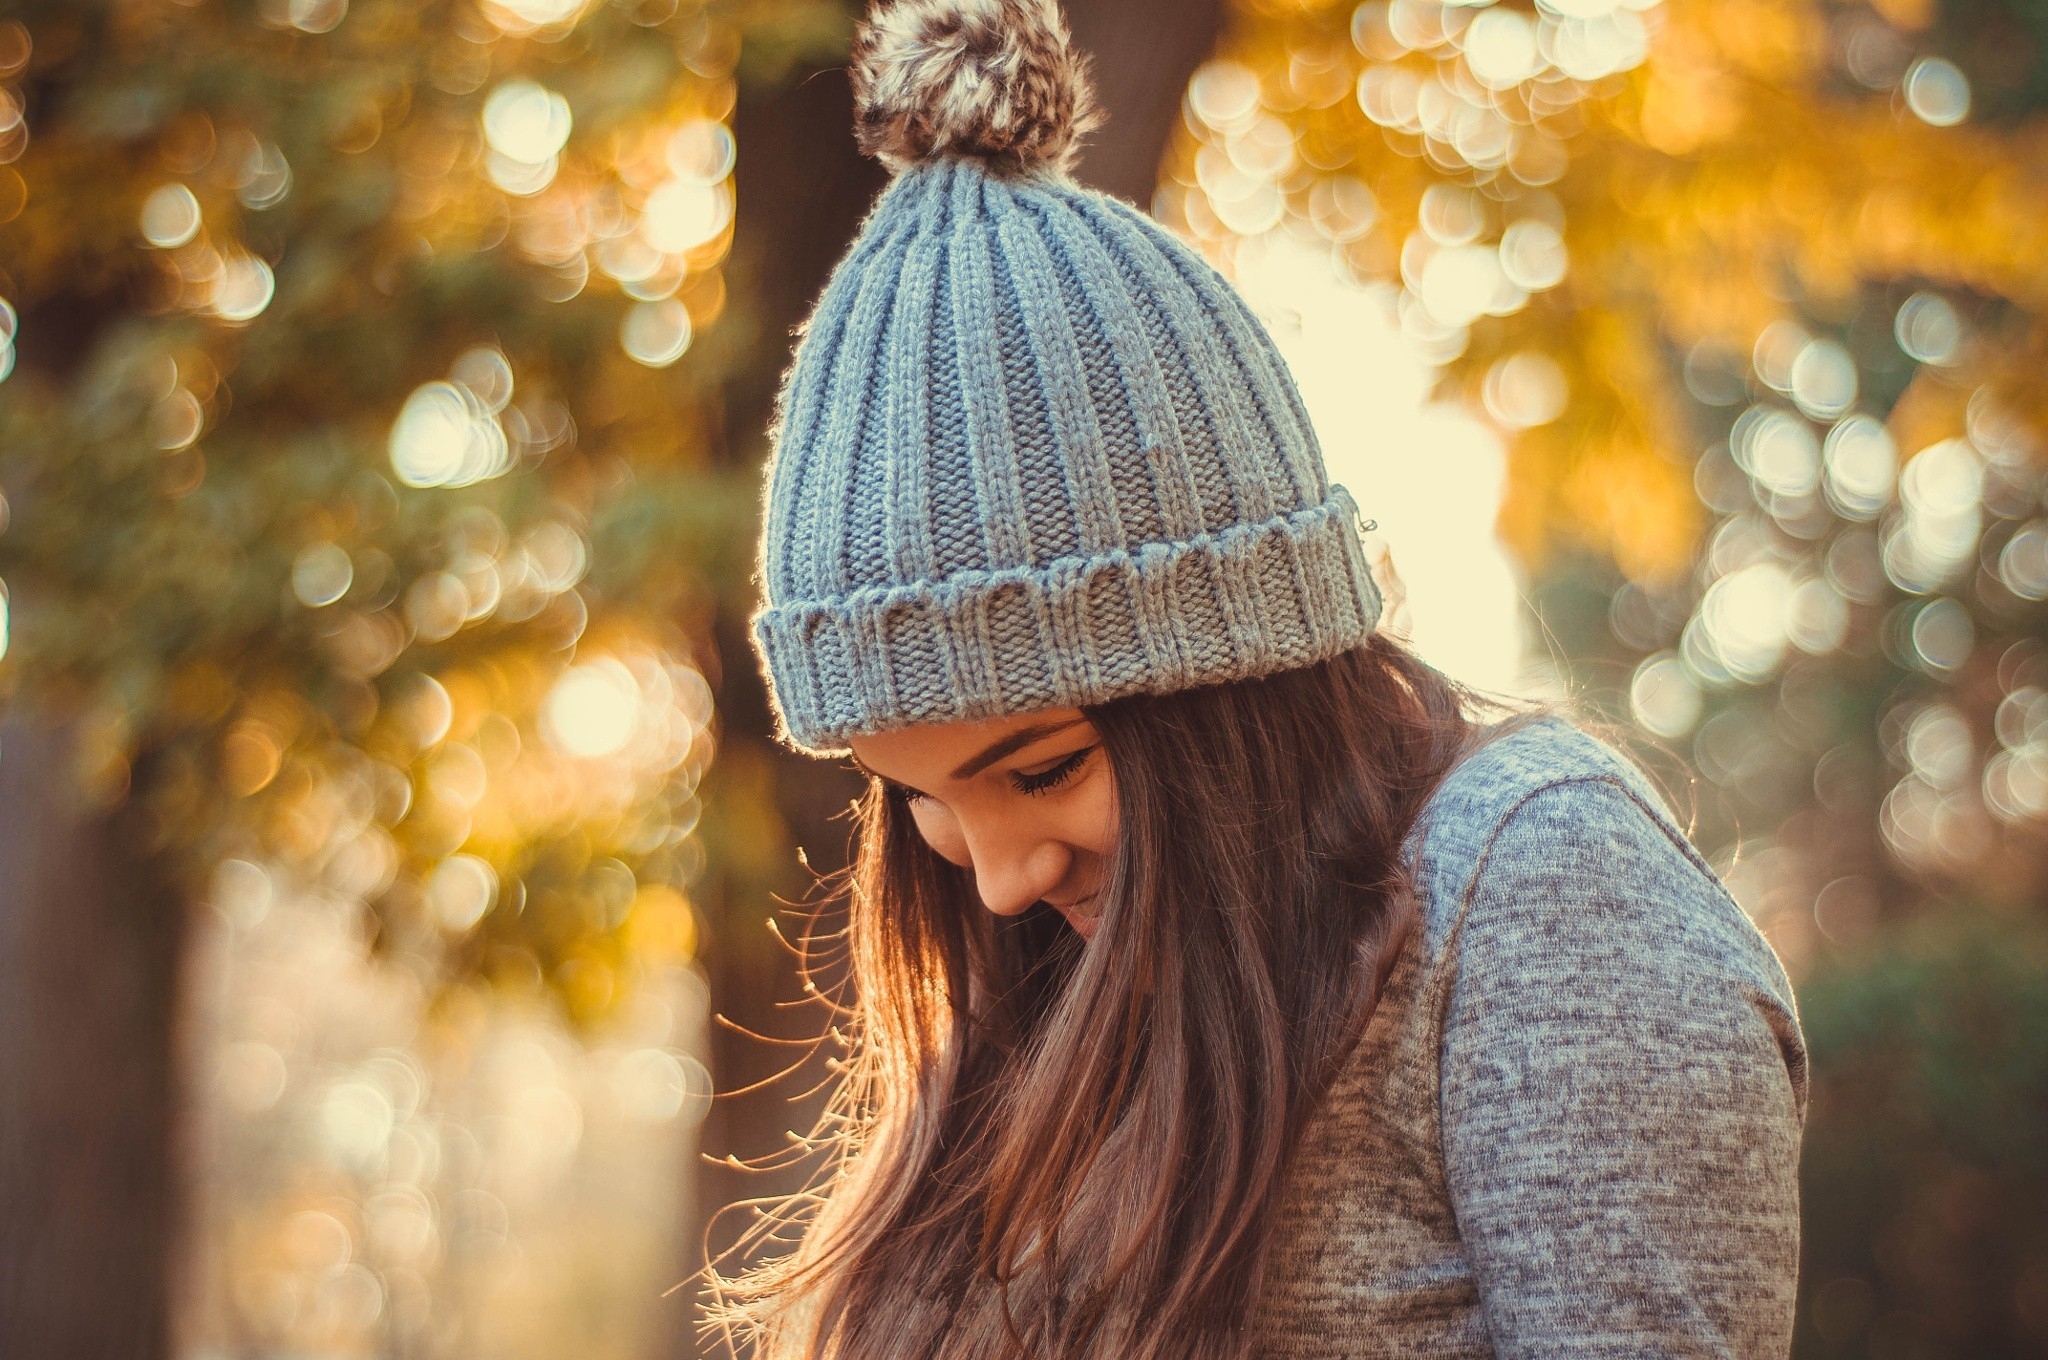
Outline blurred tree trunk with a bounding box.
[683,1,1224,1354]
[0,719,187,1360]
[1064,0,1228,205]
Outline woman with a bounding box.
[714,1,1808,1355]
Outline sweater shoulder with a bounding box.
[1401,715,1699,954]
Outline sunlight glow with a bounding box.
[483,80,572,195]
[541,659,642,758]
[140,183,202,248]
[1234,235,1535,696]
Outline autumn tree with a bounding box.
[0,0,854,1354]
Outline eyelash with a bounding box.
[885,746,1097,804]
[1008,746,1095,796]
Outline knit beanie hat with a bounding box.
[752,0,1382,755]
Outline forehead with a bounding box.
[849,706,1094,781]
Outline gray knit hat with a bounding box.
[752,0,1382,755]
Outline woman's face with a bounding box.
[848,707,1118,941]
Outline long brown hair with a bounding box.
[709,636,1505,1358]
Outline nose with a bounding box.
[965,835,1072,919]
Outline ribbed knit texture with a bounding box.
[753,158,1381,753]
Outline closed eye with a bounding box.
[1008,746,1096,796]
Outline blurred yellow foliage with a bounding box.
[1166,0,2047,582]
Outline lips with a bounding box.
[1051,892,1100,939]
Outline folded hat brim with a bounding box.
[753,485,1383,755]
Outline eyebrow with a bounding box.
[950,717,1088,781]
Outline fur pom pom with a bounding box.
[851,0,1101,178]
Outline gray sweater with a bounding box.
[1253,718,1809,1358]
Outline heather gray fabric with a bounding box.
[1254,717,1809,1358]
[751,157,1382,756]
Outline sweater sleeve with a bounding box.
[1438,775,1808,1360]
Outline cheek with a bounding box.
[1071,761,1120,859]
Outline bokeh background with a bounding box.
[0,0,2043,1357]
